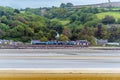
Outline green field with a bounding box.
[96,12,120,20]
[51,18,70,25]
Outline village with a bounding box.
[0,39,119,49]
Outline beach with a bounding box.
[0,48,120,80]
[0,71,120,80]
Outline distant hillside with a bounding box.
[73,2,120,8]
[96,12,120,20]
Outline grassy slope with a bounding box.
[51,18,70,25]
[96,12,120,20]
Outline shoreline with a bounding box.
[1,68,120,73]
[0,44,120,50]
[0,46,120,50]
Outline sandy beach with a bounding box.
[0,70,120,80]
[0,69,120,80]
[1,73,120,80]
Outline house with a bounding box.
[97,39,108,46]
[12,42,24,46]
[0,40,11,45]
[41,8,46,16]
[76,40,90,47]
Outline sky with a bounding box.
[0,0,120,9]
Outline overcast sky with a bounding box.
[0,0,120,9]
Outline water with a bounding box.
[0,49,120,68]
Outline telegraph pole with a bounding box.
[108,0,111,10]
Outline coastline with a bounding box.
[0,47,119,54]
[0,44,119,50]
[0,45,120,50]
[1,68,120,73]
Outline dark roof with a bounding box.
[77,40,89,43]
[31,40,40,43]
[79,40,89,43]
[97,39,108,43]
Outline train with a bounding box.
[31,40,90,47]
[31,40,75,45]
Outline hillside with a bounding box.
[0,3,120,44]
[73,2,120,8]
[96,12,120,20]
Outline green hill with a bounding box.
[96,12,120,20]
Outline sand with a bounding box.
[0,71,120,80]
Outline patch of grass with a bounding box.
[59,20,70,25]
[20,11,25,13]
[111,7,120,10]
[51,18,70,25]
[96,12,120,20]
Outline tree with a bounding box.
[0,29,5,38]
[108,26,118,42]
[95,24,108,39]
[25,27,34,37]
[14,9,20,14]
[60,3,66,8]
[79,13,96,24]
[49,20,63,34]
[70,14,77,23]
[60,3,73,9]
[1,16,9,25]
[102,15,115,24]
[0,23,10,31]
[95,24,103,39]
[117,18,120,24]
[84,19,100,27]
[81,7,99,14]
[17,17,26,24]
[59,34,69,41]
[62,27,71,38]
[66,3,73,8]
[49,30,57,40]
[40,36,48,42]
